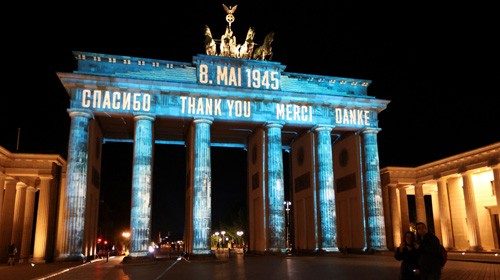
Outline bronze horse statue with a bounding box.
[253,32,274,60]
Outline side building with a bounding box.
[381,142,500,252]
[0,146,65,262]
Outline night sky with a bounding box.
[2,1,499,243]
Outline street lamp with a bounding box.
[221,231,226,248]
[121,231,131,255]
[236,231,244,248]
[284,201,292,250]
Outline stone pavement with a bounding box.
[0,253,498,280]
[447,251,500,264]
[0,257,110,280]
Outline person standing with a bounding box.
[395,231,420,280]
[7,244,17,266]
[416,222,442,280]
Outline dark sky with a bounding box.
[2,1,499,242]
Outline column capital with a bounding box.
[386,183,398,189]
[265,121,284,129]
[193,117,213,125]
[312,125,334,132]
[398,184,409,190]
[490,162,500,170]
[435,176,448,184]
[26,186,37,192]
[16,181,27,190]
[67,109,93,119]
[37,174,53,180]
[134,115,155,121]
[359,127,381,134]
[460,169,475,176]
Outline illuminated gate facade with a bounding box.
[56,50,389,259]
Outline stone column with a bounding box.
[415,183,426,224]
[11,182,27,251]
[383,184,393,250]
[266,122,286,252]
[33,177,52,262]
[20,186,36,262]
[191,118,212,255]
[430,190,442,240]
[55,171,67,260]
[436,178,454,249]
[314,125,338,251]
[58,110,92,260]
[493,164,500,209]
[399,185,410,233]
[0,179,17,260]
[492,164,500,233]
[389,185,402,248]
[0,174,5,227]
[130,115,155,257]
[361,128,387,250]
[462,171,482,251]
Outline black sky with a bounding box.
[2,1,499,242]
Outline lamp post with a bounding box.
[221,231,226,248]
[121,231,130,255]
[284,201,291,251]
[236,230,244,248]
[214,231,220,249]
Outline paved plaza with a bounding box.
[0,253,499,280]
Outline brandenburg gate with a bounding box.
[55,7,389,260]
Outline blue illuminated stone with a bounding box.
[265,122,286,252]
[60,109,92,260]
[130,115,154,256]
[191,118,213,255]
[361,128,387,250]
[314,125,338,252]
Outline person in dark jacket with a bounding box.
[416,222,442,280]
[395,231,420,280]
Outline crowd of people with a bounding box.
[395,222,446,280]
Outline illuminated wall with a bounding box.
[472,171,496,250]
[333,134,365,249]
[83,119,102,258]
[248,128,266,251]
[291,132,317,251]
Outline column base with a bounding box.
[56,253,86,262]
[320,247,339,253]
[122,255,156,264]
[267,248,287,254]
[129,251,149,257]
[191,249,212,255]
[468,245,484,252]
[186,251,216,260]
[32,257,47,263]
